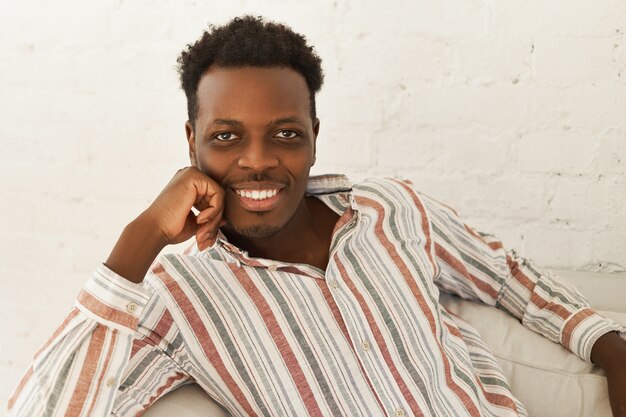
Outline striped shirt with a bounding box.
[8,175,623,417]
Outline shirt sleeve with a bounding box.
[418,192,625,363]
[7,263,193,416]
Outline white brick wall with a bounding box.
[1,0,625,408]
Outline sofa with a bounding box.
[143,270,626,417]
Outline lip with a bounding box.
[231,182,286,190]
[231,186,285,212]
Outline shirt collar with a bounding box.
[305,174,358,215]
[191,174,358,276]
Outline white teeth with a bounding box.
[236,189,280,200]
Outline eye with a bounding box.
[214,132,240,142]
[275,130,299,139]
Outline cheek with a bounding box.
[286,149,315,173]
[197,153,230,183]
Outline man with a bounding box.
[7,15,626,417]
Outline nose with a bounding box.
[237,138,279,171]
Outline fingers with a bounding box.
[196,201,225,224]
[195,207,225,251]
[193,179,225,220]
[196,206,218,224]
[192,175,226,251]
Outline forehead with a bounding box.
[195,66,311,124]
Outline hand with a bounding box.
[591,332,626,417]
[105,167,225,283]
[144,166,226,251]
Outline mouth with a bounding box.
[231,185,285,212]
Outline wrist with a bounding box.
[590,331,626,370]
[105,214,168,283]
[132,211,170,249]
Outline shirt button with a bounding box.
[126,302,137,314]
[268,265,278,272]
[106,377,116,388]
[361,341,371,351]
[395,408,405,417]
[329,280,339,289]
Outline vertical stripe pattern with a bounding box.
[7,175,624,417]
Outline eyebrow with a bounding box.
[211,119,244,127]
[266,116,306,128]
[208,116,306,129]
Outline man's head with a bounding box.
[177,15,324,130]
[176,16,325,240]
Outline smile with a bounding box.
[234,189,280,200]
[231,186,285,212]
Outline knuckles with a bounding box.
[173,166,225,198]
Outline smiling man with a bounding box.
[7,15,626,417]
[186,65,337,269]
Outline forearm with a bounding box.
[105,213,168,283]
[591,331,626,417]
[499,260,625,361]
[8,311,133,416]
[591,331,626,369]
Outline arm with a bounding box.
[8,167,225,416]
[7,264,193,416]
[591,332,626,417]
[419,192,626,416]
[7,264,148,416]
[418,192,624,361]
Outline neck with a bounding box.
[222,196,338,267]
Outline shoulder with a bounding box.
[146,247,232,290]
[353,177,428,203]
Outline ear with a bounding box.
[185,120,197,167]
[311,117,320,166]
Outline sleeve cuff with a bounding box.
[561,308,626,362]
[75,263,152,332]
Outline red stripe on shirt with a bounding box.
[77,290,139,329]
[84,329,119,416]
[156,269,259,417]
[230,264,325,417]
[393,180,437,274]
[335,257,425,416]
[131,309,175,357]
[435,243,500,299]
[35,308,81,357]
[358,194,482,417]
[562,308,594,348]
[7,365,34,410]
[66,325,107,417]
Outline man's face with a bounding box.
[186,66,319,239]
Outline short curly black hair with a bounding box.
[177,15,324,129]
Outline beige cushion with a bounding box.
[143,383,228,417]
[441,293,625,417]
[439,270,626,417]
[145,271,626,417]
